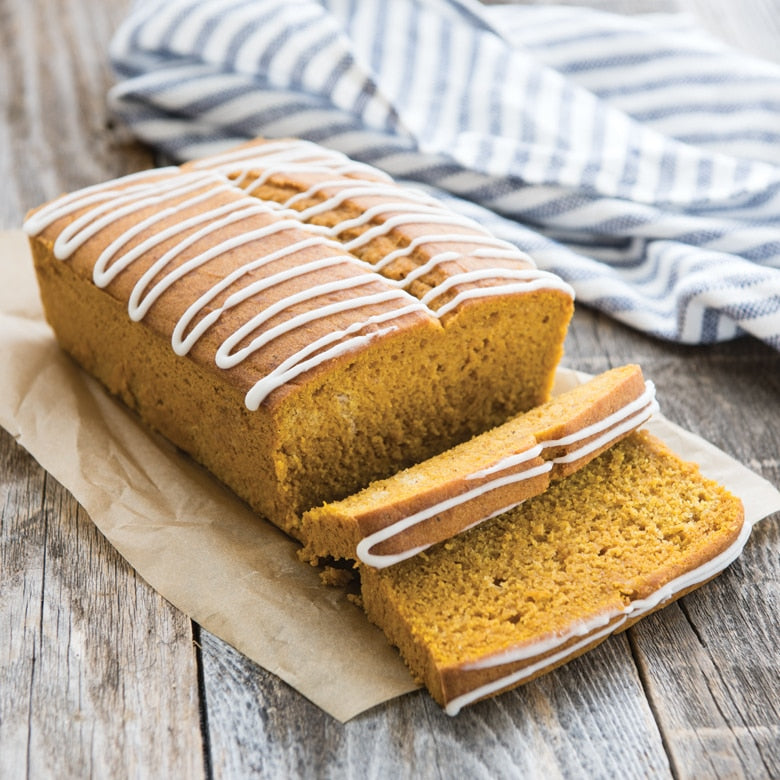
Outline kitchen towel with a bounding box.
[108,0,780,350]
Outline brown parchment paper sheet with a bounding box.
[2,229,779,721]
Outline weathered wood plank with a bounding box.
[0,429,207,778]
[200,624,672,779]
[0,428,49,777]
[631,569,780,779]
[0,0,203,776]
[566,309,780,780]
[623,340,780,778]
[0,0,153,229]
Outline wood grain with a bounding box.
[200,626,672,778]
[1,0,779,777]
[0,0,153,227]
[564,311,780,780]
[0,432,205,779]
[0,0,197,777]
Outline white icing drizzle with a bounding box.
[128,213,308,323]
[23,166,426,408]
[91,177,236,284]
[422,269,576,317]
[343,212,477,252]
[444,515,754,715]
[356,446,549,568]
[284,180,440,216]
[189,138,313,170]
[191,138,392,184]
[376,234,520,272]
[552,400,658,464]
[356,382,657,569]
[23,138,574,408]
[401,251,462,286]
[422,268,568,307]
[171,236,346,355]
[99,197,258,290]
[188,139,576,305]
[542,383,657,450]
[215,278,411,370]
[22,167,179,237]
[56,174,221,262]
[244,304,426,411]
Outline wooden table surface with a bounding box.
[2,1,779,777]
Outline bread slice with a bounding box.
[24,138,573,538]
[360,431,746,714]
[300,364,657,566]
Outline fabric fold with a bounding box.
[108,0,780,350]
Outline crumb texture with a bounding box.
[300,364,653,564]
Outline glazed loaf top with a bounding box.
[24,138,574,412]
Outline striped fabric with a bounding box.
[108,0,780,350]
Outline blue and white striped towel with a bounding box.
[108,0,780,350]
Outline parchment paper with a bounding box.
[2,229,779,721]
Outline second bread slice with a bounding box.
[300,364,657,567]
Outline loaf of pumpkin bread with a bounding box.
[24,138,574,541]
